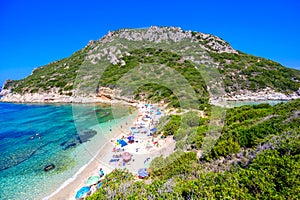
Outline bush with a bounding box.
[163,115,181,135]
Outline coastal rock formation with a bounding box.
[224,87,300,101]
[0,88,137,104]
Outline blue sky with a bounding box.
[1,0,300,86]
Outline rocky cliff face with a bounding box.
[1,26,300,104]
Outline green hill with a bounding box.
[2,26,300,105]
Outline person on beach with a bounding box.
[91,185,97,193]
[99,168,104,177]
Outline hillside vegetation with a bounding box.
[88,99,300,199]
[99,47,208,108]
[2,27,300,106]
[5,46,91,95]
[210,52,300,94]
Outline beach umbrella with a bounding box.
[138,168,149,178]
[144,162,150,168]
[86,175,100,186]
[120,139,127,147]
[150,128,157,132]
[97,182,103,189]
[122,152,132,162]
[75,186,90,199]
[128,135,134,141]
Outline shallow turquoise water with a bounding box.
[0,102,133,200]
[226,100,287,107]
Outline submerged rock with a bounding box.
[63,142,77,150]
[44,163,55,171]
[77,129,97,143]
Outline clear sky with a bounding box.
[1,0,300,86]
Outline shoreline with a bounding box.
[44,102,175,200]
[43,104,138,200]
[1,86,300,105]
[5,95,294,199]
[211,99,290,108]
[43,134,117,200]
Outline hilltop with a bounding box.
[1,26,300,105]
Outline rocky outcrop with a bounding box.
[0,87,137,104]
[210,88,300,106]
[224,87,300,101]
[0,92,75,103]
[86,26,237,65]
[0,89,10,96]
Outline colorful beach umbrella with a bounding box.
[86,175,100,186]
[144,162,150,168]
[120,139,127,147]
[75,186,90,199]
[128,135,134,141]
[150,128,157,132]
[97,182,103,189]
[122,152,132,162]
[138,168,149,178]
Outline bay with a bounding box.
[0,102,133,200]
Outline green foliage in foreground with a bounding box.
[206,100,300,160]
[88,99,300,199]
[88,141,300,199]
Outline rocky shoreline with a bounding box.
[0,87,136,104]
[224,87,300,101]
[1,89,299,105]
[1,85,300,105]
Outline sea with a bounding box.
[226,100,287,107]
[0,100,286,199]
[0,102,135,200]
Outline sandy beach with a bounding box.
[44,102,175,200]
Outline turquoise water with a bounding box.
[226,100,287,108]
[0,102,134,200]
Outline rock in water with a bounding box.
[44,163,55,171]
[77,129,97,143]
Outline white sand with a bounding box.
[44,102,176,200]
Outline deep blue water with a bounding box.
[0,102,132,200]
